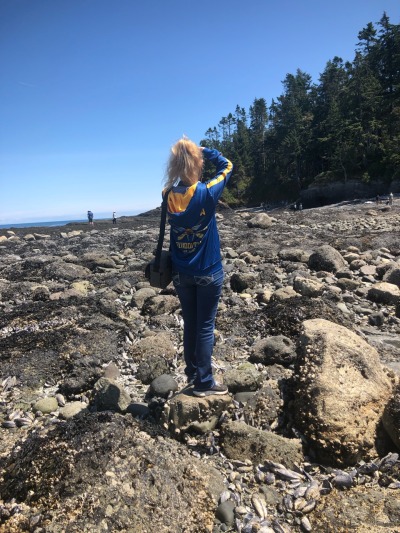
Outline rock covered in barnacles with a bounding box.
[311,484,400,531]
[294,319,393,465]
[136,355,170,384]
[242,385,283,429]
[382,383,400,451]
[43,260,92,281]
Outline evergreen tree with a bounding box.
[200,14,400,205]
[249,98,268,194]
[269,70,314,191]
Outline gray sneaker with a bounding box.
[193,383,228,397]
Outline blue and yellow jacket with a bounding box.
[165,148,233,276]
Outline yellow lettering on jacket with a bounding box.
[176,242,200,250]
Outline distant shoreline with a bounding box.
[0,209,160,231]
[0,209,164,238]
[0,219,88,230]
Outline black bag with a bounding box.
[145,249,172,289]
[145,189,172,289]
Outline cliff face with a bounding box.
[301,179,400,207]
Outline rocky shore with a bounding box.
[1,201,400,532]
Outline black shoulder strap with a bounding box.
[153,188,171,272]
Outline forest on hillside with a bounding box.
[200,13,400,207]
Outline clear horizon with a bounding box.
[1,0,399,225]
[0,209,145,226]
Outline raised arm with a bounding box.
[202,147,233,203]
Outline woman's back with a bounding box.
[166,146,233,276]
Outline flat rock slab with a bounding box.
[222,420,303,469]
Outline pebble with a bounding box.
[32,397,59,414]
[215,501,235,526]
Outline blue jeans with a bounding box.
[173,269,224,390]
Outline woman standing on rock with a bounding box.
[164,137,233,397]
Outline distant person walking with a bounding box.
[164,136,233,397]
[389,192,394,205]
[112,211,117,224]
[87,210,94,225]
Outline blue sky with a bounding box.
[0,0,399,223]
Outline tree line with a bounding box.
[200,13,400,206]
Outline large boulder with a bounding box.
[294,319,393,465]
[308,245,347,273]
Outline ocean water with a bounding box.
[0,210,144,230]
[0,219,88,230]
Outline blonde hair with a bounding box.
[165,136,203,188]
